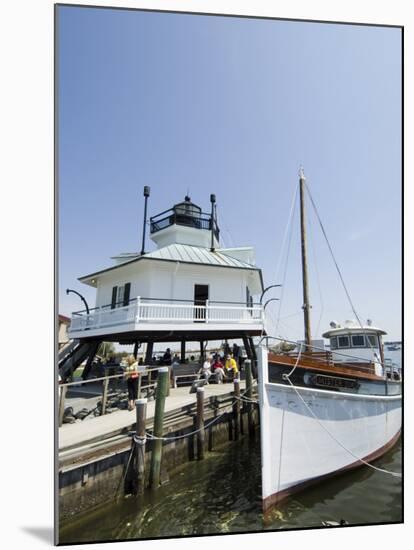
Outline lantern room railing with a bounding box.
[150,208,220,240]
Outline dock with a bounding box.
[59,381,246,458]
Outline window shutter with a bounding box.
[111,286,118,309]
[123,283,131,306]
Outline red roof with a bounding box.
[59,314,71,324]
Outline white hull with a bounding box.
[257,346,402,510]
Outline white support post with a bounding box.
[136,296,141,324]
[205,300,209,324]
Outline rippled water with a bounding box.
[60,435,402,544]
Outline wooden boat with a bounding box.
[258,169,402,512]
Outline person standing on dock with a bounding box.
[124,355,139,411]
[224,354,238,381]
[162,348,172,365]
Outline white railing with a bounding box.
[69,297,264,334]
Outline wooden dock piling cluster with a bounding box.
[149,367,169,488]
[128,359,256,494]
[58,360,260,520]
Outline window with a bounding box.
[366,335,378,348]
[246,286,253,316]
[337,335,350,348]
[330,337,338,350]
[351,334,365,347]
[246,286,253,308]
[117,285,125,305]
[111,283,131,309]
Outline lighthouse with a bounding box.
[60,192,264,378]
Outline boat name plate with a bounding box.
[311,374,360,390]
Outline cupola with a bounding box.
[149,195,220,249]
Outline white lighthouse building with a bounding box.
[61,194,264,377]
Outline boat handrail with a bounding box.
[263,336,389,370]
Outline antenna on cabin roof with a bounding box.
[141,186,150,255]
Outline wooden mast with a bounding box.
[299,167,312,348]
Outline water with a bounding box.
[59,350,402,544]
[60,436,402,544]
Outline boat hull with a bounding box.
[257,348,402,512]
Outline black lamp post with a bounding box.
[210,193,216,252]
[260,284,282,304]
[263,297,279,311]
[66,289,90,314]
[141,186,151,255]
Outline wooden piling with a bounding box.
[58,384,68,427]
[233,378,241,440]
[166,366,171,397]
[101,375,109,416]
[149,367,169,489]
[196,387,205,460]
[245,359,255,437]
[135,398,147,495]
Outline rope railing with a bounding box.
[59,366,165,388]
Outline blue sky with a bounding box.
[58,6,402,340]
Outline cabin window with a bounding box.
[330,337,338,350]
[337,336,350,348]
[351,334,365,347]
[366,335,378,348]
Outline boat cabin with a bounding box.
[322,319,386,376]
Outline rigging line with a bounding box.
[285,342,303,378]
[307,209,324,337]
[263,180,298,340]
[283,376,402,478]
[305,183,380,360]
[274,182,300,283]
[274,185,299,334]
[304,184,365,329]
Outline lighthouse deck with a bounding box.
[68,297,264,340]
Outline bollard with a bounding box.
[58,384,68,427]
[101,376,109,416]
[233,378,241,440]
[149,367,169,489]
[245,359,255,437]
[196,387,205,460]
[135,398,147,495]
